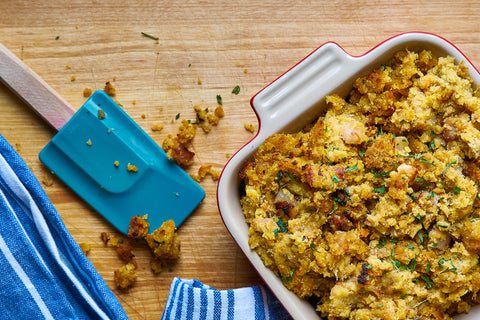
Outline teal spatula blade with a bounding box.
[39,91,205,234]
[0,43,204,235]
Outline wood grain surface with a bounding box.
[1,1,480,318]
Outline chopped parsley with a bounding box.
[374,186,386,194]
[232,85,240,95]
[344,163,359,173]
[141,32,159,40]
[216,94,223,105]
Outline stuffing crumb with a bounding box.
[114,262,137,290]
[151,123,164,132]
[86,139,92,146]
[127,215,149,239]
[78,243,90,255]
[41,174,54,187]
[70,75,76,81]
[83,88,92,97]
[244,123,255,133]
[127,163,138,172]
[103,81,116,96]
[114,161,119,167]
[193,165,221,182]
[197,78,202,85]
[98,109,106,120]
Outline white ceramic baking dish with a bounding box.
[217,32,480,320]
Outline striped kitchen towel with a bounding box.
[162,277,293,320]
[0,133,128,320]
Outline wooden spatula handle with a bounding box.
[0,43,75,131]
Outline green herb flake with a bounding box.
[55,35,60,40]
[420,275,433,289]
[216,94,223,105]
[407,258,417,272]
[344,163,359,173]
[420,158,435,166]
[452,186,461,195]
[332,175,341,183]
[175,113,181,120]
[141,32,159,40]
[442,160,456,177]
[232,85,240,95]
[374,186,386,194]
[358,149,366,157]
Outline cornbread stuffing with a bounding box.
[240,49,480,319]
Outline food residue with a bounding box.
[103,81,116,96]
[127,163,138,173]
[102,216,181,289]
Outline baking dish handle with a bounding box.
[251,42,362,136]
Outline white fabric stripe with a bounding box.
[221,290,228,320]
[0,154,110,320]
[206,287,214,319]
[233,287,256,319]
[0,233,54,320]
[193,283,200,320]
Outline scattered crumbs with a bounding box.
[107,128,114,133]
[70,75,76,81]
[65,64,71,69]
[197,77,202,85]
[83,88,92,97]
[216,94,223,105]
[14,142,21,152]
[127,163,138,172]
[103,81,116,96]
[132,100,136,105]
[175,192,179,197]
[75,25,79,29]
[235,62,245,68]
[86,139,92,146]
[232,85,240,95]
[114,161,120,167]
[226,153,230,158]
[98,109,106,120]
[151,123,164,132]
[244,123,255,133]
[78,243,91,255]
[141,113,146,119]
[244,68,248,73]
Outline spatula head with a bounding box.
[39,91,205,234]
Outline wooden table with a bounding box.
[1,1,479,318]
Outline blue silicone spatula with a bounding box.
[0,43,205,234]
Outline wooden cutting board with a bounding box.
[1,0,480,318]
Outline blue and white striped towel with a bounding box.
[0,133,127,319]
[162,277,293,320]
